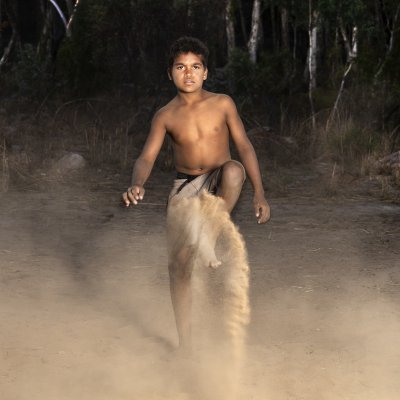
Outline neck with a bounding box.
[176,89,205,104]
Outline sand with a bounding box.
[1,175,400,400]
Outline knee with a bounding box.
[221,161,245,188]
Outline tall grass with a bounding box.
[84,125,132,168]
[1,137,9,192]
[280,86,393,167]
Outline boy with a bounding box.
[122,37,270,350]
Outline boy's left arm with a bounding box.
[223,96,270,224]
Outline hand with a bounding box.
[122,185,145,207]
[253,194,270,224]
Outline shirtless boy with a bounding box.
[122,37,270,350]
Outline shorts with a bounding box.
[168,160,245,202]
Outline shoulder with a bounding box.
[202,91,237,111]
[211,94,239,119]
[210,93,237,111]
[151,100,176,125]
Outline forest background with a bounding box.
[0,0,399,193]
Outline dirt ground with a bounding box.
[1,165,400,400]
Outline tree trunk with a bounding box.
[308,11,318,90]
[225,0,235,56]
[0,0,19,69]
[36,1,53,62]
[66,0,81,36]
[351,25,358,58]
[48,0,67,28]
[270,3,277,52]
[290,1,297,82]
[281,7,289,51]
[326,23,358,131]
[238,0,248,46]
[374,2,400,81]
[280,5,292,85]
[0,0,3,46]
[247,0,261,64]
[308,1,319,129]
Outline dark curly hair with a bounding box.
[168,36,209,70]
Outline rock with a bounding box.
[56,152,86,172]
[377,151,400,186]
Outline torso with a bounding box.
[162,91,231,175]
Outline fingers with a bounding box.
[122,186,145,207]
[255,203,270,224]
[122,191,130,206]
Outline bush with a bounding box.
[226,48,295,105]
[9,44,52,96]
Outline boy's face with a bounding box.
[169,52,208,93]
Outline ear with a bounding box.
[167,69,172,80]
[203,68,208,80]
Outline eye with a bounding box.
[176,65,184,70]
[193,65,200,69]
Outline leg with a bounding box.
[168,245,195,351]
[217,161,246,213]
[195,161,245,269]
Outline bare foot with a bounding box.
[198,232,222,268]
[208,259,222,269]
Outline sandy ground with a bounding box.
[1,170,400,400]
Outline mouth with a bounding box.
[184,80,195,85]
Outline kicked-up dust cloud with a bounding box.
[167,191,250,398]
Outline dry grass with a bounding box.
[0,97,153,190]
[1,88,398,195]
[1,138,9,192]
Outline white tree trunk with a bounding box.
[225,0,235,56]
[351,25,358,58]
[338,18,357,61]
[0,0,3,45]
[0,0,19,68]
[326,23,358,131]
[308,1,318,129]
[48,0,67,28]
[247,0,261,64]
[308,13,318,90]
[66,0,81,36]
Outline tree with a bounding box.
[0,0,19,69]
[225,0,235,56]
[374,1,400,82]
[248,0,261,63]
[326,21,358,130]
[307,0,319,128]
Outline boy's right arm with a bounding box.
[122,110,167,207]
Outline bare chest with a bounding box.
[167,107,228,145]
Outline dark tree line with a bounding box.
[0,0,399,107]
[1,0,400,178]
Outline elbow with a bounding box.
[238,143,255,158]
